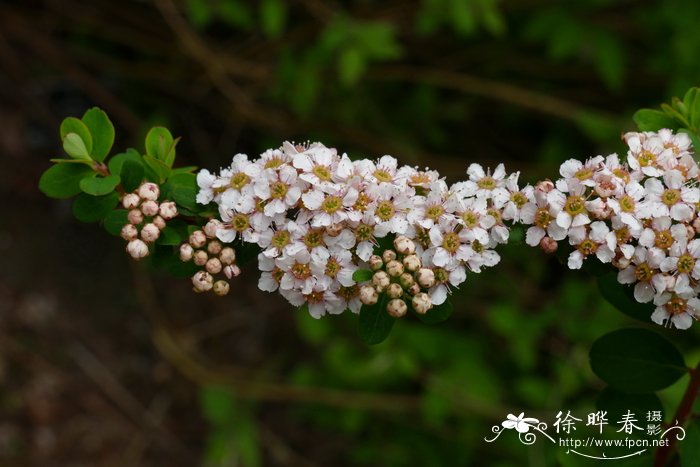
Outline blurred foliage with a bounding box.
[6,0,700,465]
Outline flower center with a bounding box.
[325,257,341,277]
[426,204,445,221]
[535,208,552,228]
[661,189,681,206]
[564,195,586,216]
[312,165,332,181]
[477,176,496,190]
[373,169,393,183]
[321,195,342,213]
[677,253,696,274]
[487,208,502,224]
[409,173,431,186]
[577,238,598,256]
[619,195,636,213]
[271,230,290,249]
[461,210,479,228]
[442,232,461,254]
[575,168,594,181]
[654,230,674,249]
[376,200,396,221]
[303,229,324,248]
[353,193,371,212]
[665,295,688,315]
[612,168,630,183]
[231,213,250,232]
[305,290,325,303]
[355,223,373,241]
[615,226,631,244]
[271,267,284,282]
[264,157,285,169]
[433,267,448,284]
[635,263,653,282]
[230,172,250,190]
[337,285,358,301]
[638,151,656,167]
[510,192,528,208]
[291,262,311,280]
[270,181,288,199]
[472,239,484,253]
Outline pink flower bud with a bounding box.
[386,299,407,318]
[393,235,415,255]
[207,240,222,255]
[205,257,222,274]
[193,250,209,266]
[687,225,696,239]
[539,236,558,254]
[192,271,213,292]
[189,230,207,248]
[140,223,160,243]
[369,255,383,271]
[122,193,140,209]
[213,280,230,296]
[325,223,343,237]
[179,243,194,262]
[535,179,554,193]
[382,249,397,263]
[693,217,700,233]
[359,285,379,305]
[141,200,159,217]
[399,272,414,289]
[126,239,149,260]
[387,283,403,299]
[219,247,236,265]
[386,260,404,277]
[407,283,420,296]
[203,219,223,238]
[120,224,138,241]
[128,209,144,225]
[402,254,421,272]
[158,201,178,220]
[152,215,166,230]
[223,264,241,279]
[412,292,432,314]
[415,268,435,288]
[138,182,160,201]
[372,271,390,292]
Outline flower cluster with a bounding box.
[196,143,525,319]
[519,129,700,329]
[120,182,179,260]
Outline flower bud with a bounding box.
[693,217,700,234]
[387,283,403,299]
[407,283,421,296]
[382,249,397,263]
[399,272,414,289]
[613,256,631,269]
[192,271,213,292]
[223,264,242,279]
[415,268,435,288]
[138,182,160,201]
[386,260,404,277]
[535,179,554,193]
[152,215,166,230]
[140,223,160,243]
[369,255,383,271]
[126,239,149,260]
[213,280,230,296]
[372,271,390,292]
[412,292,432,314]
[359,285,378,305]
[203,219,223,238]
[386,299,407,318]
[402,254,421,272]
[325,223,343,237]
[128,209,144,225]
[193,250,209,266]
[122,193,140,209]
[179,243,194,262]
[219,247,236,265]
[393,235,415,255]
[205,257,222,274]
[141,200,159,217]
[120,223,138,241]
[159,201,178,220]
[687,225,696,239]
[207,240,222,255]
[539,236,558,254]
[189,230,207,248]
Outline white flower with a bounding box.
[643,170,699,221]
[651,292,700,329]
[567,221,615,269]
[559,156,603,187]
[617,246,667,302]
[520,190,566,246]
[254,164,304,216]
[660,238,700,294]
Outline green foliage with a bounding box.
[597,272,653,322]
[633,87,700,147]
[589,328,687,394]
[103,209,130,236]
[414,299,453,324]
[358,295,395,345]
[81,107,115,162]
[79,174,120,196]
[596,386,664,425]
[39,163,94,199]
[72,192,120,223]
[145,127,177,167]
[352,269,373,282]
[680,418,700,466]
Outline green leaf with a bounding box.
[415,299,453,325]
[338,47,365,86]
[200,386,236,426]
[63,133,92,160]
[597,271,654,322]
[81,107,114,162]
[143,155,171,183]
[358,295,395,345]
[661,103,691,128]
[690,88,700,131]
[260,0,286,38]
[38,163,95,199]
[589,328,687,393]
[596,386,664,426]
[60,117,93,155]
[680,418,700,467]
[156,226,182,246]
[121,159,145,193]
[79,174,121,196]
[165,172,199,211]
[103,209,129,236]
[352,269,373,283]
[171,166,198,175]
[633,109,677,131]
[72,192,120,223]
[108,148,142,176]
[145,127,176,166]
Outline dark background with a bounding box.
[1,0,698,465]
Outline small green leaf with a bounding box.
[79,174,121,196]
[589,328,687,393]
[143,155,171,183]
[414,299,453,325]
[156,226,182,245]
[200,386,236,426]
[38,163,95,199]
[358,295,395,345]
[260,0,286,38]
[596,387,664,425]
[171,166,198,175]
[633,109,677,131]
[121,159,145,193]
[598,272,654,322]
[60,117,93,155]
[72,192,120,223]
[63,132,92,160]
[108,148,142,176]
[81,107,115,162]
[680,418,700,467]
[165,172,199,211]
[103,209,129,236]
[338,47,365,86]
[145,127,176,166]
[352,269,373,283]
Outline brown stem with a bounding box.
[654,361,700,467]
